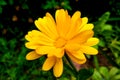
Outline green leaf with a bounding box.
[99,66,109,79]
[8,0,14,5]
[42,0,59,9]
[77,68,94,80]
[59,77,70,80]
[0,0,7,6]
[114,74,120,80]
[63,5,72,10]
[6,68,17,79]
[0,6,2,14]
[101,24,112,31]
[98,11,110,24]
[109,67,119,78]
[92,69,103,80]
[31,70,40,75]
[22,4,29,9]
[0,38,8,51]
[98,39,105,47]
[61,0,72,10]
[8,38,17,50]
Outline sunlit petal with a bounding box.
[79,24,94,32]
[25,30,54,49]
[25,30,54,45]
[36,46,54,55]
[48,48,64,58]
[35,17,58,40]
[80,45,98,55]
[53,58,63,77]
[46,12,55,25]
[25,42,40,49]
[80,17,88,27]
[26,51,42,60]
[69,50,85,60]
[55,9,71,38]
[84,38,99,46]
[71,11,81,22]
[65,43,80,51]
[66,11,82,39]
[66,51,86,64]
[42,56,56,71]
[68,30,94,44]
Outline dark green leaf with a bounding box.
[8,0,14,5]
[22,4,29,9]
[0,0,7,6]
[0,6,2,13]
[77,68,94,80]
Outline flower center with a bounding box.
[54,38,67,48]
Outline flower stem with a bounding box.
[65,54,78,76]
[93,55,99,70]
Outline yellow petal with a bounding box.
[26,51,42,60]
[71,11,81,31]
[66,51,86,64]
[25,42,40,49]
[55,9,71,38]
[66,11,82,39]
[48,48,64,58]
[69,50,85,60]
[53,58,63,77]
[80,46,98,55]
[36,46,54,55]
[84,38,99,46]
[46,12,55,25]
[25,40,53,49]
[25,33,32,41]
[65,44,86,62]
[44,16,58,38]
[42,56,56,71]
[80,17,88,27]
[65,43,80,51]
[35,17,58,40]
[71,11,81,22]
[54,38,67,48]
[25,30,54,42]
[68,30,94,44]
[79,24,94,32]
[36,46,64,58]
[25,30,54,46]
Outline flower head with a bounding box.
[25,9,99,77]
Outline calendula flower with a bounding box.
[25,9,99,77]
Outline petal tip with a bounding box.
[26,51,41,60]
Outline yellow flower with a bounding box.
[25,9,99,77]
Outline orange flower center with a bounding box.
[54,38,67,48]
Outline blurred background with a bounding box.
[0,0,120,80]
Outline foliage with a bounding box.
[0,0,120,80]
[41,0,72,10]
[91,66,120,80]
[0,0,7,13]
